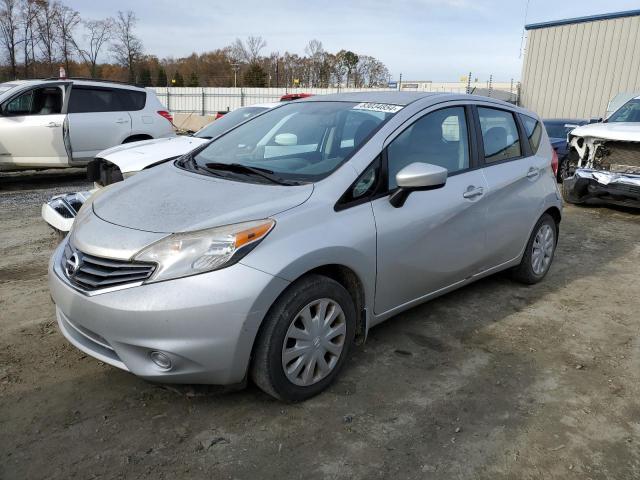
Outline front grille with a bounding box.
[48,192,91,219]
[596,142,640,172]
[62,242,155,291]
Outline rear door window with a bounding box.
[478,107,522,163]
[520,114,542,153]
[69,87,118,113]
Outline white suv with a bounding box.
[0,79,174,171]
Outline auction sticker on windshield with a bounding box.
[353,103,403,113]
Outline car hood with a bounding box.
[570,122,640,142]
[97,136,209,174]
[92,163,314,234]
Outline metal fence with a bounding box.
[153,84,519,115]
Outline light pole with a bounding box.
[231,63,240,88]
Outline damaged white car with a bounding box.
[42,103,277,233]
[563,96,640,208]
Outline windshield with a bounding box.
[608,99,640,122]
[195,106,269,139]
[543,121,580,139]
[187,101,400,182]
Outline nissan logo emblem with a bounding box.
[65,251,82,277]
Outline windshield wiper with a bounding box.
[204,162,296,185]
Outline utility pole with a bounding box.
[398,73,402,91]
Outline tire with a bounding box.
[251,274,356,402]
[511,214,557,285]
[561,180,582,204]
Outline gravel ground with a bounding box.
[1,171,639,480]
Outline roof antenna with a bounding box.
[519,0,532,58]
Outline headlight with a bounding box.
[134,219,275,282]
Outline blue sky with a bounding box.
[65,0,640,81]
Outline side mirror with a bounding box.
[389,162,447,208]
[274,133,297,146]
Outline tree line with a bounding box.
[0,0,391,88]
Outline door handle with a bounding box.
[526,167,539,179]
[463,186,484,199]
[46,122,61,128]
[115,119,129,124]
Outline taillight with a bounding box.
[214,112,225,120]
[157,110,173,123]
[551,147,559,176]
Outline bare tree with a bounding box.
[20,0,39,78]
[54,3,79,75]
[0,0,19,79]
[231,36,266,64]
[304,39,324,87]
[75,18,112,78]
[111,10,143,82]
[35,0,60,75]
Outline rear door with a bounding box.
[0,82,72,169]
[67,86,132,161]
[372,103,489,314]
[475,105,545,268]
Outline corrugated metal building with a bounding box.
[520,9,640,119]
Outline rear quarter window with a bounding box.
[116,89,146,111]
[520,114,543,153]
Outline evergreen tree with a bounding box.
[243,64,267,87]
[188,71,199,87]
[157,68,168,87]
[140,68,153,86]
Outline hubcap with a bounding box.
[531,223,555,275]
[281,298,346,387]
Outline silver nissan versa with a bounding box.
[49,92,562,401]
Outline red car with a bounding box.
[280,93,313,102]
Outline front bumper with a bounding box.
[48,241,290,384]
[42,190,95,233]
[563,169,640,207]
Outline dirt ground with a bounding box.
[1,171,639,480]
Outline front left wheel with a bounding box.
[251,274,356,402]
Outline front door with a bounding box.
[372,105,488,314]
[0,83,71,169]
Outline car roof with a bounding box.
[301,91,441,106]
[246,102,279,109]
[1,78,146,92]
[299,91,524,111]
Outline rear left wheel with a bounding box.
[511,213,557,285]
[251,274,356,402]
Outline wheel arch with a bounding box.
[301,264,367,343]
[544,206,561,243]
[249,262,369,370]
[122,133,153,144]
